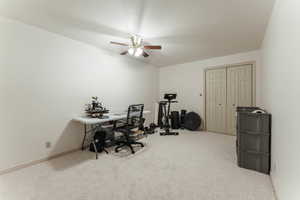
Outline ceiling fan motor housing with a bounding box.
[110,35,161,57]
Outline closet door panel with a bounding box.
[206,68,226,133]
[217,70,227,133]
[227,65,253,135]
[206,70,215,131]
[227,67,238,135]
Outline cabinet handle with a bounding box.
[233,104,236,106]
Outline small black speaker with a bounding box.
[170,111,180,129]
[180,110,187,128]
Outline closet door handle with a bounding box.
[232,104,236,106]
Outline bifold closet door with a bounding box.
[227,64,253,135]
[206,68,227,133]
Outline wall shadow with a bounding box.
[47,120,94,171]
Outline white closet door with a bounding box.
[227,64,253,135]
[206,68,227,133]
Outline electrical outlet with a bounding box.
[45,142,52,148]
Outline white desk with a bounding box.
[73,111,150,150]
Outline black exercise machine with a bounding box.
[159,94,179,136]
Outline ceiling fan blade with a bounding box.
[120,51,128,55]
[143,51,149,57]
[110,41,129,46]
[144,45,162,50]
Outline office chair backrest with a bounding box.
[126,104,144,128]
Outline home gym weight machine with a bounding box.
[159,94,179,136]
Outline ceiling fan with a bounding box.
[110,35,162,57]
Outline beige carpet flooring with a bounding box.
[0,131,275,200]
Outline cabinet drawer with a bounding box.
[237,150,270,174]
[237,132,270,154]
[237,113,271,134]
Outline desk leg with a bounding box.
[82,124,87,150]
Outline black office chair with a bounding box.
[115,104,145,154]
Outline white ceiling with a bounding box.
[0,0,275,67]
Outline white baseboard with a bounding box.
[0,148,80,176]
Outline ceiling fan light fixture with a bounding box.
[132,35,142,46]
[128,48,135,55]
[110,35,161,57]
[134,48,143,57]
[136,37,142,46]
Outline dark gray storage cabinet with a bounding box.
[237,151,270,174]
[236,107,271,174]
[238,132,270,153]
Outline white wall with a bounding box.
[159,50,262,127]
[261,0,300,199]
[0,17,158,171]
